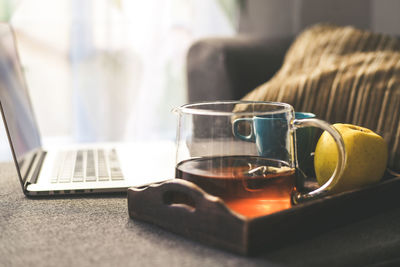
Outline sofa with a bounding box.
[186,28,400,174]
[187,36,294,102]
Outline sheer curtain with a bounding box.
[5,0,239,148]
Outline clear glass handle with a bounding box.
[292,118,347,204]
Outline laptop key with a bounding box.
[109,149,124,180]
[111,175,124,181]
[110,167,124,180]
[85,150,96,182]
[97,150,110,181]
[72,176,84,182]
[72,150,84,182]
[58,151,75,183]
[51,152,65,183]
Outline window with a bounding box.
[0,0,239,160]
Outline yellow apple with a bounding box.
[314,123,388,193]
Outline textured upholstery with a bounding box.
[187,36,293,102]
[2,161,400,266]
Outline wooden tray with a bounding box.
[127,175,400,255]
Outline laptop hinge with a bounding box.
[21,153,36,184]
[24,150,47,187]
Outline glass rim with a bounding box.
[173,100,294,116]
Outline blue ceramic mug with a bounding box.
[233,112,318,177]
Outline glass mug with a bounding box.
[173,101,346,218]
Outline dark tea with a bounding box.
[175,156,296,218]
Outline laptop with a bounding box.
[0,23,175,196]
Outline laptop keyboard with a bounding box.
[51,149,124,183]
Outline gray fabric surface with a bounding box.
[1,161,400,267]
[187,36,293,103]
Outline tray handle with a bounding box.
[128,179,248,254]
[128,179,243,219]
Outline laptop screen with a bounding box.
[0,24,42,180]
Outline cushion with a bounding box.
[241,24,400,172]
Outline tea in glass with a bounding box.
[176,155,296,217]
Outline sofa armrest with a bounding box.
[186,36,293,102]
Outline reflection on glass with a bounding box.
[0,25,41,179]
